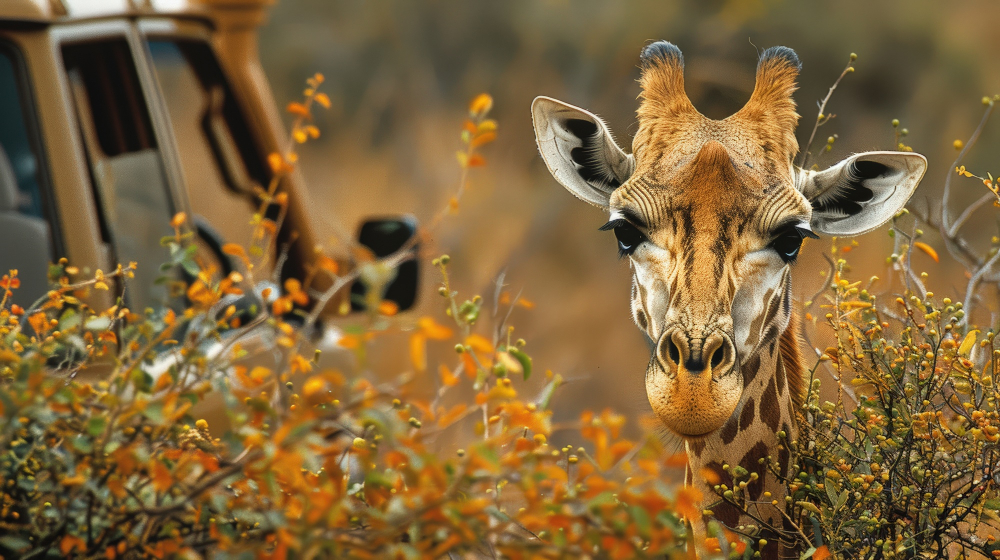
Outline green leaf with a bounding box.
[181,259,201,277]
[87,416,107,437]
[72,434,93,453]
[509,348,533,381]
[0,536,30,551]
[837,489,849,511]
[629,504,651,536]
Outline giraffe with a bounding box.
[531,42,927,557]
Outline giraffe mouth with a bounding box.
[645,356,743,439]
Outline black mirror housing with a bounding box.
[350,216,419,313]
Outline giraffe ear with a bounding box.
[532,96,634,209]
[798,151,927,236]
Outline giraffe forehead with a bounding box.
[613,176,809,243]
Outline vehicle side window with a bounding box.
[0,44,57,307]
[147,39,269,253]
[63,39,175,310]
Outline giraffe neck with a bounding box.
[685,312,805,558]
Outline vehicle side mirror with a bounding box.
[350,216,419,313]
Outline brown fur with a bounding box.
[779,311,806,411]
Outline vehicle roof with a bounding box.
[1,0,270,25]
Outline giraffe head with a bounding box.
[532,42,926,439]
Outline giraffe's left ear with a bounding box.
[532,96,634,209]
[797,151,927,236]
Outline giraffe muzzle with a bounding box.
[647,327,742,437]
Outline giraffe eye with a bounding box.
[613,222,646,258]
[770,228,806,263]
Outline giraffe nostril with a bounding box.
[667,337,680,364]
[709,346,723,369]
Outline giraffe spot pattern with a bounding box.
[720,411,739,444]
[775,358,786,395]
[760,376,780,432]
[742,354,760,390]
[739,396,755,431]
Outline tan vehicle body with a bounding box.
[0,0,325,312]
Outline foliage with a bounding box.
[784,96,1000,559]
[0,85,710,559]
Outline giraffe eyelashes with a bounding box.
[600,219,646,258]
[769,225,817,264]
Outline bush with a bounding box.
[0,86,717,559]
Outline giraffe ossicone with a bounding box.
[532,41,927,556]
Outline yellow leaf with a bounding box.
[477,119,497,133]
[293,128,308,143]
[959,330,979,356]
[314,93,331,108]
[913,241,939,262]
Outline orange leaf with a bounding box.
[465,333,494,354]
[378,300,399,316]
[461,351,478,378]
[913,241,939,262]
[813,546,832,560]
[469,93,493,117]
[701,467,721,485]
[675,486,702,520]
[467,154,486,167]
[222,243,246,258]
[317,255,339,275]
[287,102,310,117]
[410,333,427,371]
[470,131,496,148]
[439,364,459,387]
[153,372,173,392]
[419,317,454,340]
[151,461,173,492]
[61,535,86,555]
[170,212,187,229]
[314,93,331,108]
[436,403,468,428]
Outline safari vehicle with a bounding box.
[0,0,417,320]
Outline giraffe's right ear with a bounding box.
[532,96,634,209]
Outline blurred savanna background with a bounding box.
[260,0,1000,442]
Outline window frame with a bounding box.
[0,38,64,260]
[137,18,273,199]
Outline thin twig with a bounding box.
[798,56,856,171]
